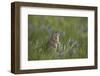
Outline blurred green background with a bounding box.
[28,15,88,60]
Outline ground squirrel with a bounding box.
[48,32,60,50]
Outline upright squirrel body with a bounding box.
[48,32,60,50]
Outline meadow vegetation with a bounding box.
[28,15,88,60]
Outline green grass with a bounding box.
[28,15,88,60]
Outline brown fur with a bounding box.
[48,32,60,49]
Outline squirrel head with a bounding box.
[52,32,60,40]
